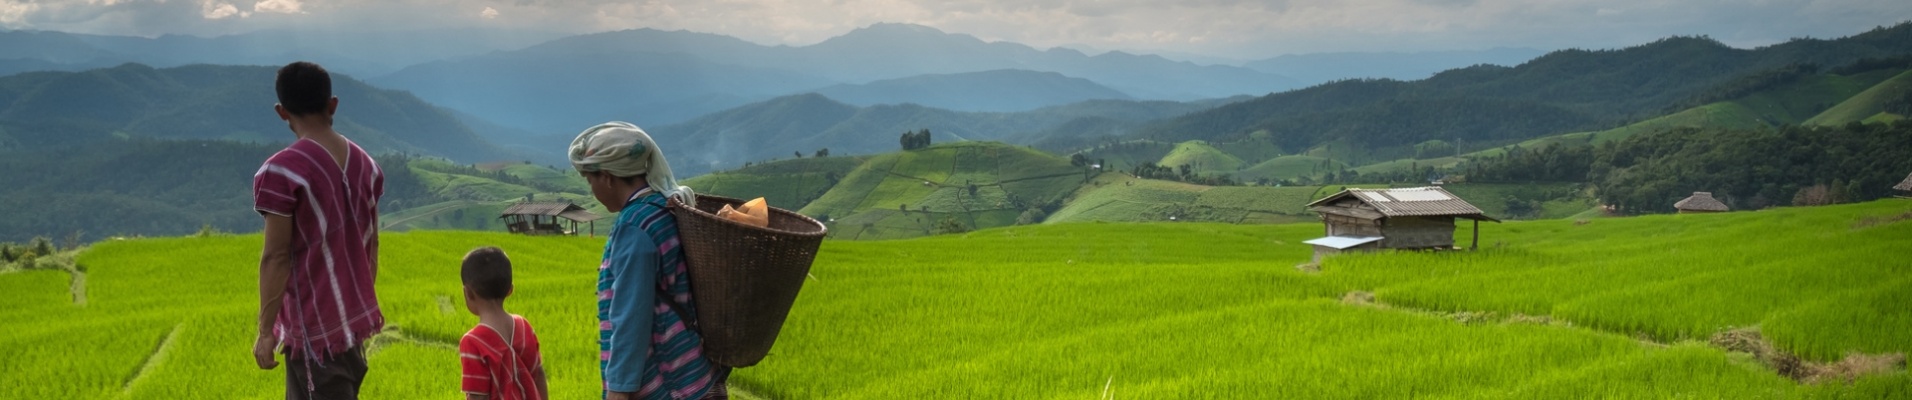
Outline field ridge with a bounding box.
[122,324,183,393]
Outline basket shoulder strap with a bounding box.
[656,290,700,332]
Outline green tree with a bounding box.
[935,216,969,235]
[1016,208,1047,225]
[30,236,54,257]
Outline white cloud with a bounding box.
[0,1,40,25]
[201,0,240,19]
[253,0,300,14]
[479,6,498,19]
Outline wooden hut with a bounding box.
[499,202,604,236]
[1895,173,1912,198]
[1303,187,1499,261]
[1673,192,1729,213]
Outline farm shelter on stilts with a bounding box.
[1303,187,1499,263]
[1673,192,1730,213]
[1894,173,1912,198]
[499,202,603,236]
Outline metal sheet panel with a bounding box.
[1303,236,1384,249]
[1388,190,1453,201]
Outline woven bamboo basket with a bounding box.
[667,194,826,367]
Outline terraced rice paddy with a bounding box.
[2,201,1908,398]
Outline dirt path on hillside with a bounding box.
[1339,290,1908,383]
[68,268,85,305]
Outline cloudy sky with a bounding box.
[2,0,1908,59]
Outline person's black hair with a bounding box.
[275,61,332,116]
[461,247,512,300]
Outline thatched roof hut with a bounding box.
[1673,192,1729,213]
[1894,172,1912,195]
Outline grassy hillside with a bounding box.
[1406,74,1894,192]
[653,94,1237,177]
[382,159,602,233]
[1733,69,1904,124]
[476,162,588,190]
[10,200,1908,398]
[1807,69,1912,125]
[1209,134,1288,164]
[1439,183,1598,220]
[1155,140,1246,174]
[682,156,868,211]
[1047,173,1321,224]
[1464,67,1908,160]
[1349,156,1465,177]
[1134,24,1912,157]
[1235,155,1345,182]
[1073,140,1176,172]
[799,141,1086,240]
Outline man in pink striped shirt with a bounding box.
[251,61,385,400]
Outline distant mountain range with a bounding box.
[0,28,559,78]
[1132,23,1912,163]
[635,23,1912,174]
[647,93,1241,176]
[809,69,1133,112]
[368,23,1300,133]
[0,63,516,163]
[0,23,1569,148]
[1244,48,1547,85]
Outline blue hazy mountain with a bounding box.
[0,28,560,78]
[0,63,516,163]
[809,69,1134,112]
[368,23,1296,134]
[646,93,1242,176]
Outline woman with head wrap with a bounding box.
[571,121,729,400]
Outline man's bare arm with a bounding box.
[534,364,550,399]
[254,214,295,369]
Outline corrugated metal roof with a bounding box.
[558,209,605,222]
[1673,192,1729,211]
[1306,187,1497,221]
[1303,236,1383,249]
[500,202,600,221]
[1312,205,1387,220]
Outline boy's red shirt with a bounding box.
[460,315,544,400]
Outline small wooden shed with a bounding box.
[1304,187,1499,261]
[1895,173,1912,198]
[499,202,603,236]
[1673,192,1729,213]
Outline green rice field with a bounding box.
[3,200,1909,398]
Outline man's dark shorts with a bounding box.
[286,346,368,400]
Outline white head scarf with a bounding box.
[568,121,696,207]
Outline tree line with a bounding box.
[900,129,933,150]
[1464,122,1912,214]
[0,139,444,243]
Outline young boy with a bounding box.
[458,247,549,400]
